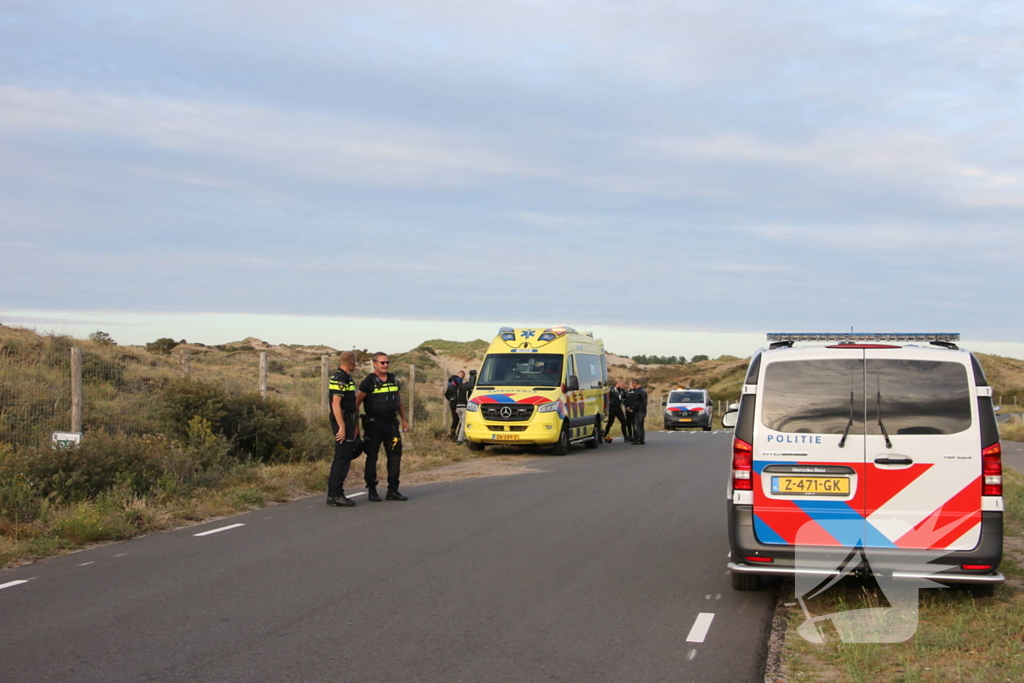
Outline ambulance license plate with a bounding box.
[493,434,520,441]
[771,476,849,496]
[679,418,691,422]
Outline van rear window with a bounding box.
[761,359,972,435]
[761,360,865,434]
[866,360,971,436]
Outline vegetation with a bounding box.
[780,470,1024,682]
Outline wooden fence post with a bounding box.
[321,355,330,415]
[181,349,191,377]
[71,347,83,433]
[259,352,268,399]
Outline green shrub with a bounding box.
[145,337,180,354]
[158,378,228,440]
[222,393,307,462]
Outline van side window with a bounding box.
[866,360,971,435]
[761,360,865,434]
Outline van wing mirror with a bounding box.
[566,375,580,392]
[721,410,738,429]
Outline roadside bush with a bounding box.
[222,393,307,462]
[158,378,228,440]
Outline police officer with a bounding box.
[356,352,410,501]
[446,370,465,440]
[604,381,633,443]
[627,379,648,445]
[326,351,361,507]
[454,369,475,445]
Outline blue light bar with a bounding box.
[767,333,960,343]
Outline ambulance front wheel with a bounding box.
[467,441,486,452]
[552,423,571,456]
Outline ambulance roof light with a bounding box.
[498,326,516,341]
[767,333,960,343]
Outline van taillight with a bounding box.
[733,437,753,491]
[982,442,1002,496]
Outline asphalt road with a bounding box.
[0,430,775,683]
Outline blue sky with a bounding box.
[2,1,1023,358]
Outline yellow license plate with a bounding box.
[771,476,849,496]
[493,434,520,441]
[679,418,691,422]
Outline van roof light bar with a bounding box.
[767,333,960,343]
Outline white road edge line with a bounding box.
[687,648,698,661]
[194,523,246,537]
[686,613,715,643]
[77,561,95,567]
[0,580,30,590]
[348,492,367,497]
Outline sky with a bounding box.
[1,1,1023,359]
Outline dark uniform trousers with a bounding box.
[449,399,460,437]
[632,411,647,444]
[327,413,359,498]
[605,405,633,442]
[363,416,403,491]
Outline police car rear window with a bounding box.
[761,359,972,435]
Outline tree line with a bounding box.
[630,354,709,365]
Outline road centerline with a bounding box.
[194,523,246,537]
[686,612,715,643]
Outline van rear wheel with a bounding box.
[730,572,762,591]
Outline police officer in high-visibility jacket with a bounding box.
[356,352,410,501]
[326,350,361,507]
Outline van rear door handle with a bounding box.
[874,457,913,466]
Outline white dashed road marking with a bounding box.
[194,523,246,537]
[686,613,715,643]
[77,562,95,567]
[687,648,698,661]
[0,580,30,591]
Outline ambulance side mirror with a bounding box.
[722,410,738,429]
[566,375,580,392]
[661,401,667,406]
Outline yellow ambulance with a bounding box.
[464,326,609,454]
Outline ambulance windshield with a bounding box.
[478,354,564,387]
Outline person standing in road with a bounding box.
[356,352,410,501]
[326,351,361,507]
[627,379,648,445]
[454,369,476,445]
[446,370,465,440]
[604,381,633,444]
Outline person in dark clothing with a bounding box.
[446,371,465,439]
[356,352,410,501]
[326,351,361,507]
[454,369,476,445]
[604,381,633,443]
[627,379,648,445]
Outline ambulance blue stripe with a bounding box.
[490,395,517,403]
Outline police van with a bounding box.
[663,387,713,431]
[464,326,609,454]
[723,333,1004,592]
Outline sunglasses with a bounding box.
[375,360,390,365]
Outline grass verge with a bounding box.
[778,469,1024,682]
[0,424,474,569]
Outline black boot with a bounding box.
[385,490,408,501]
[367,487,381,502]
[327,494,355,507]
